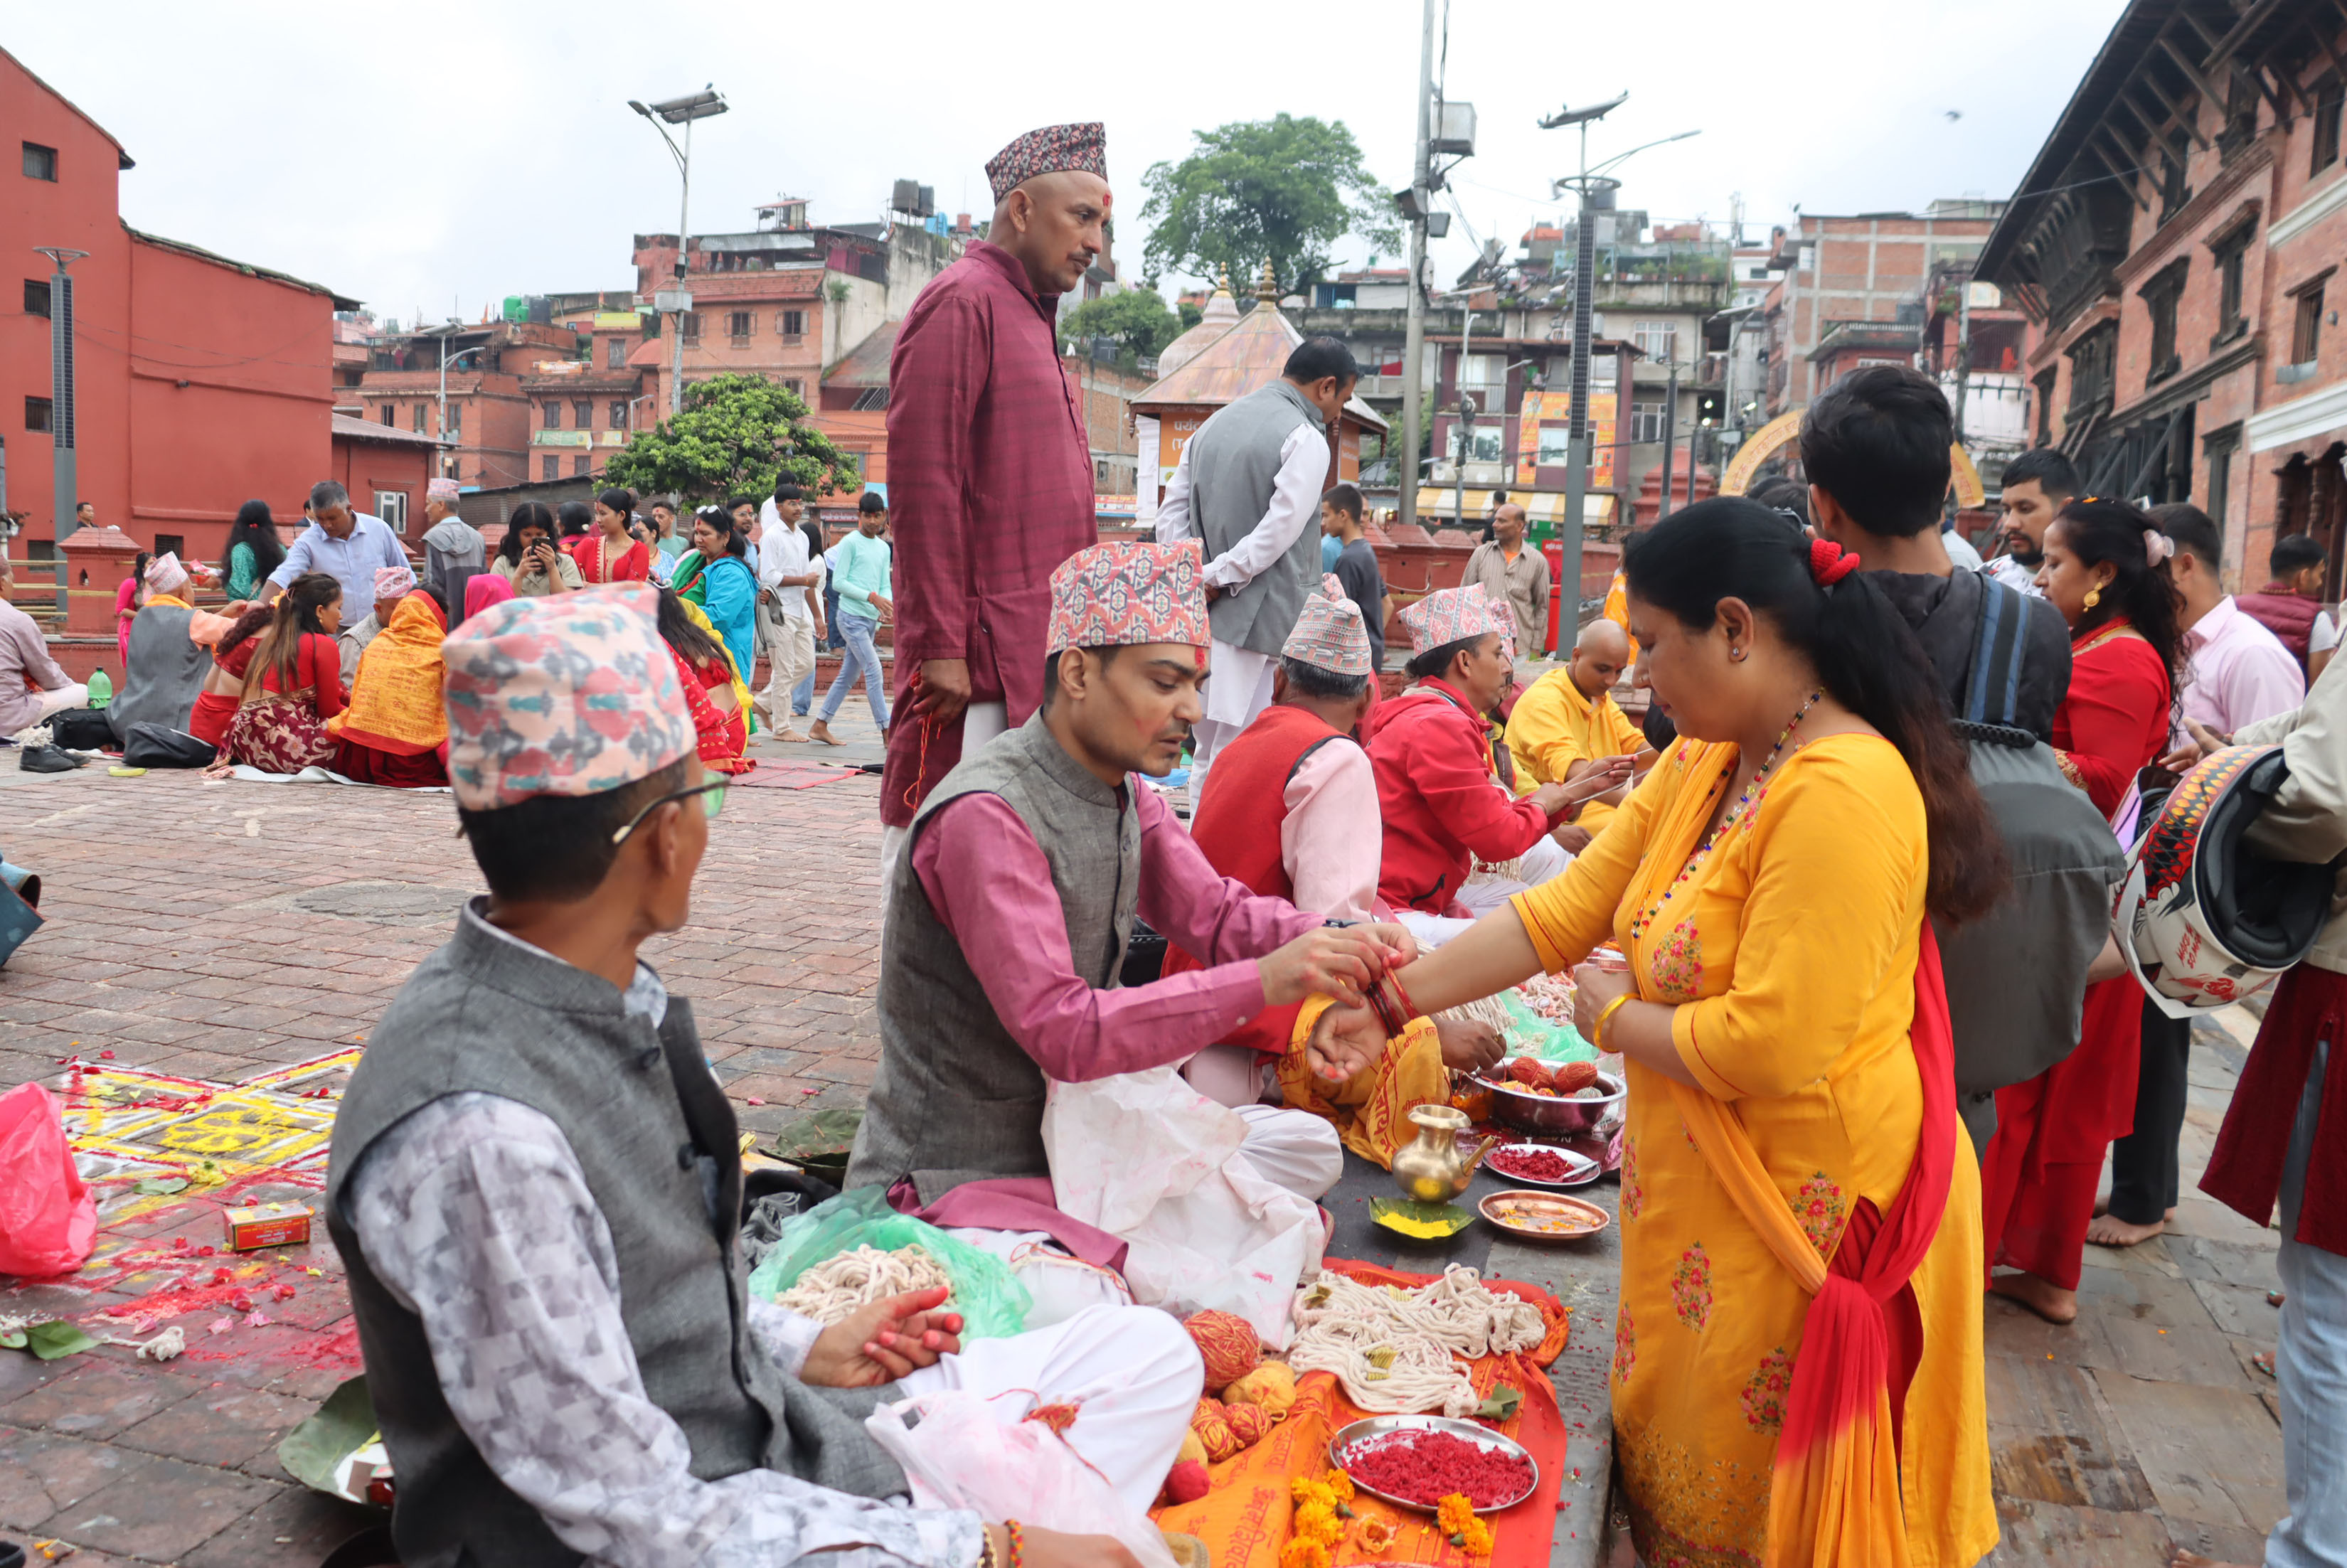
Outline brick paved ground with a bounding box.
[0,715,2295,1567]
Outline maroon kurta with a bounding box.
[878,240,1096,826]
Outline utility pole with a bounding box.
[36,246,88,618]
[630,89,728,417]
[1657,358,1678,521]
[1540,95,1625,626]
[1450,309,1476,528]
[1397,0,1437,533]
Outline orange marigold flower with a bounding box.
[1437,1494,1476,1537]
[1277,1539,1330,1568]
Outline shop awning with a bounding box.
[1412,489,1615,525]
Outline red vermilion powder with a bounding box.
[1343,1430,1533,1508]
[1487,1147,1577,1183]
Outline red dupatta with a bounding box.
[1666,923,1958,1567]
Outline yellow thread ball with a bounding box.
[1222,1360,1298,1419]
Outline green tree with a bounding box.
[1140,114,1401,301]
[604,373,860,503]
[1057,287,1189,359]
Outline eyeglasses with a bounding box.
[610,779,728,846]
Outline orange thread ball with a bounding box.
[1225,1402,1273,1448]
[1184,1309,1263,1392]
[1191,1399,1242,1463]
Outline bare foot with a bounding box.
[809,720,841,747]
[2085,1212,2166,1247]
[773,727,810,743]
[1989,1271,2079,1325]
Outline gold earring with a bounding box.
[2083,586,2102,612]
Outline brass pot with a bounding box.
[1391,1104,1498,1204]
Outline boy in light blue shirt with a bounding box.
[809,493,895,745]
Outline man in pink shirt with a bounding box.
[846,542,1410,1265]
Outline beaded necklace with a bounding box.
[1627,688,1824,941]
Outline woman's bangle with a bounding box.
[1592,993,1634,1054]
[1387,971,1421,1025]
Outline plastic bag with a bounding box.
[0,1082,95,1278]
[865,1390,1176,1568]
[1043,1065,1322,1346]
[745,1186,1031,1340]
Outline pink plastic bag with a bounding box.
[0,1082,95,1278]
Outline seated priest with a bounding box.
[109,552,244,749]
[1367,584,1630,949]
[1164,576,1506,1163]
[327,587,1199,1568]
[845,542,1410,1283]
[1504,617,1659,844]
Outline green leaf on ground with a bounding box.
[134,1176,190,1195]
[24,1321,95,1360]
[0,1328,25,1350]
[279,1374,379,1497]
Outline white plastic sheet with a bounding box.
[1041,1065,1322,1346]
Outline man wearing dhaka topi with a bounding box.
[878,123,1109,883]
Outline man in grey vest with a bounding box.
[848,540,1409,1271]
[1155,336,1359,806]
[327,586,1198,1568]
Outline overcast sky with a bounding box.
[17,0,2119,326]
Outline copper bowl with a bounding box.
[1476,1060,1625,1134]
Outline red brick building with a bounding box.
[354,320,581,493]
[1979,0,2347,590]
[327,413,445,540]
[4,46,351,566]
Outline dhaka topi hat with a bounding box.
[986,122,1107,205]
[1399,582,1516,658]
[1045,540,1209,656]
[1281,573,1373,677]
[144,551,190,594]
[442,585,693,812]
[373,563,417,602]
[427,476,462,503]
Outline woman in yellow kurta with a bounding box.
[1316,498,2003,1567]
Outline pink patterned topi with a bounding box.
[986,122,1107,204]
[427,476,462,503]
[1280,573,1373,677]
[1045,540,1209,656]
[1398,582,1516,658]
[442,585,693,811]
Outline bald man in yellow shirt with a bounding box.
[1505,617,1655,845]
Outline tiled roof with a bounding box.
[1134,305,1388,431]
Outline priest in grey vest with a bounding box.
[848,540,1411,1284]
[1154,336,1360,806]
[326,585,1200,1568]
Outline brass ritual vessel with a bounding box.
[1391,1104,1500,1204]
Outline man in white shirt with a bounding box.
[1154,338,1357,806]
[1979,448,2075,597]
[754,484,825,742]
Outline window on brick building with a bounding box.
[380,404,395,426]
[2203,426,2240,528]
[574,400,593,429]
[573,457,590,477]
[376,491,409,535]
[610,401,629,429]
[2213,225,2252,343]
[2141,261,2186,385]
[1629,402,1667,444]
[728,310,753,343]
[543,400,561,428]
[21,143,56,181]
[447,401,462,436]
[2292,279,2327,366]
[2314,78,2344,176]
[23,279,49,317]
[2159,132,2192,222]
[542,456,560,481]
[414,403,428,432]
[24,395,52,432]
[1633,321,1676,361]
[680,312,702,343]
[607,337,627,368]
[786,378,806,401]
[779,309,806,341]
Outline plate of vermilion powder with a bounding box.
[1482,1142,1600,1188]
[1329,1417,1541,1513]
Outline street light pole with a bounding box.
[1658,358,1678,522]
[1397,0,1437,533]
[630,89,728,417]
[35,246,88,617]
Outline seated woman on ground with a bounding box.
[491,503,582,597]
[188,602,276,749]
[330,586,451,788]
[216,573,346,774]
[654,587,755,775]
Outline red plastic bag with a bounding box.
[0,1082,95,1278]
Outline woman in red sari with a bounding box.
[1980,497,2188,1323]
[654,587,754,774]
[218,573,348,774]
[573,488,651,585]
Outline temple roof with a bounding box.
[1135,286,1387,431]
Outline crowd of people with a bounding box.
[11,119,2342,1568]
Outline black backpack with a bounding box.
[1934,578,2128,1156]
